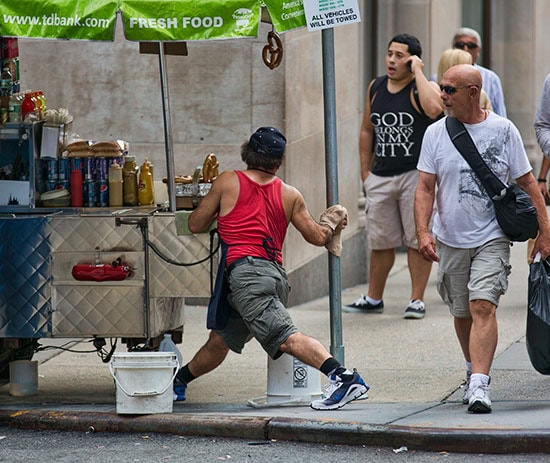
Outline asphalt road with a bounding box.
[0,427,547,463]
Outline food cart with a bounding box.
[0,0,309,380]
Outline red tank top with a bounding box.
[218,170,288,266]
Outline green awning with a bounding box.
[0,0,306,42]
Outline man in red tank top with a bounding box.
[173,127,369,410]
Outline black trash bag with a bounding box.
[526,257,550,375]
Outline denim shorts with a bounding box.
[217,257,297,359]
[436,238,511,318]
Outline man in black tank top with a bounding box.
[347,33,443,319]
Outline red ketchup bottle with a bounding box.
[21,92,35,120]
[70,169,83,207]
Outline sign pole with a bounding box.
[321,27,344,365]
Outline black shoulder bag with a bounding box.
[445,116,538,242]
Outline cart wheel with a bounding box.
[0,339,39,384]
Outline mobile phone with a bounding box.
[406,61,412,72]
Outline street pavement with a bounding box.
[1,240,550,454]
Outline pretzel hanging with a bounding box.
[262,30,283,70]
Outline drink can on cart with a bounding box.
[46,180,58,191]
[70,157,84,174]
[36,179,46,195]
[83,179,96,207]
[84,157,95,180]
[44,158,58,180]
[58,157,70,180]
[11,81,20,95]
[97,180,109,207]
[58,179,70,191]
[95,157,108,180]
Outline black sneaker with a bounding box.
[310,369,369,410]
[344,294,384,313]
[403,299,425,319]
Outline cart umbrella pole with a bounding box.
[157,42,177,212]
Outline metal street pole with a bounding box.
[321,27,344,364]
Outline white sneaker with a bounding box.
[468,383,492,413]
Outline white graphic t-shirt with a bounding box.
[417,111,532,248]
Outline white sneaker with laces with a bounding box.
[468,383,492,413]
[310,369,369,410]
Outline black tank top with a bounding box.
[370,76,435,176]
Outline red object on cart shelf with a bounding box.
[21,92,35,119]
[72,261,131,282]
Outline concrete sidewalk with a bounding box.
[1,240,550,454]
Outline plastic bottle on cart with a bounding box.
[122,155,138,206]
[70,168,83,207]
[8,93,22,122]
[0,67,12,97]
[108,160,123,207]
[138,159,154,206]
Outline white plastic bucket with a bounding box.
[248,354,322,408]
[9,360,39,397]
[109,352,178,414]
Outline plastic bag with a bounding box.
[526,254,550,374]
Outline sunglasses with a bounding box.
[454,41,479,50]
[439,84,480,95]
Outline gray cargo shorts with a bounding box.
[216,256,298,359]
[436,238,511,318]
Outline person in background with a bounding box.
[173,126,369,411]
[535,72,550,160]
[415,64,550,413]
[531,72,550,259]
[348,33,443,320]
[437,48,492,111]
[452,27,507,117]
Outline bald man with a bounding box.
[414,64,550,413]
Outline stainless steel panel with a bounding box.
[148,213,215,298]
[0,216,51,337]
[52,285,145,337]
[49,216,144,253]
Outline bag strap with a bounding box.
[445,116,507,198]
[369,75,427,117]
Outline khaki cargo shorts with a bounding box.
[218,257,297,359]
[436,238,511,318]
[364,169,419,250]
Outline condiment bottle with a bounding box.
[138,160,154,206]
[122,155,138,206]
[108,160,123,207]
[70,169,83,207]
[21,92,35,120]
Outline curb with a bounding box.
[1,409,550,454]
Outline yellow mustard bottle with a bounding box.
[138,160,154,206]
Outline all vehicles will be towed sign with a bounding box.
[0,0,307,42]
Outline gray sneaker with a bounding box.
[403,299,425,319]
[468,383,492,413]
